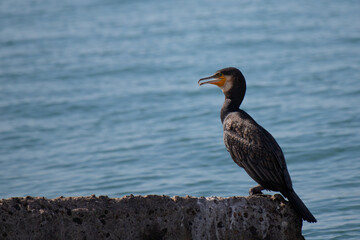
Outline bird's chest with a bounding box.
[223,117,248,139]
[223,133,246,169]
[223,117,254,168]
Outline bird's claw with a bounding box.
[249,185,264,196]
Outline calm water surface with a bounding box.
[1,0,360,238]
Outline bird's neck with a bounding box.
[220,75,246,123]
[221,98,241,123]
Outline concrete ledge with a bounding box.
[0,194,304,240]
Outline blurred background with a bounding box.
[1,0,359,238]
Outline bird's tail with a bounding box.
[282,190,317,223]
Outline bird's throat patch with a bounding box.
[211,76,226,87]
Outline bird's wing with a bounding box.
[223,113,292,191]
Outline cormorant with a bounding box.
[198,67,317,223]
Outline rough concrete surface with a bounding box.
[0,194,304,240]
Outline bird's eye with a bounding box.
[216,73,223,78]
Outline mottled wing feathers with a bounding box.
[223,111,292,192]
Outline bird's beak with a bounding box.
[198,74,226,87]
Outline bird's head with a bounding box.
[198,67,246,97]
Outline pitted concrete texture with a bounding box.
[0,194,304,240]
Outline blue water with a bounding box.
[1,0,360,238]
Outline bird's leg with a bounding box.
[249,185,264,195]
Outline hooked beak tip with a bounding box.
[198,75,217,86]
[198,79,206,86]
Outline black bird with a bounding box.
[198,67,317,223]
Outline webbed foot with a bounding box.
[249,185,264,196]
